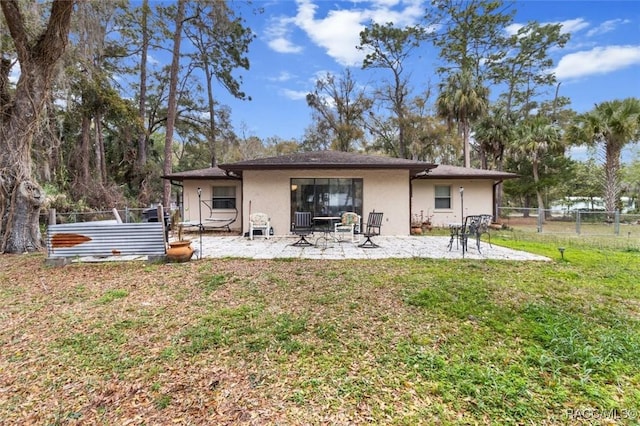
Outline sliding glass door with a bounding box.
[290,178,363,227]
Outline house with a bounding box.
[163,151,518,236]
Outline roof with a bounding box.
[417,164,519,180]
[219,151,437,175]
[161,153,518,181]
[162,166,236,180]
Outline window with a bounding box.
[211,186,236,209]
[434,185,451,209]
[290,178,363,222]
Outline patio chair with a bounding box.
[358,211,384,248]
[291,211,314,246]
[249,212,270,240]
[334,212,361,242]
[461,214,493,254]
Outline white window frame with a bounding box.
[211,186,236,209]
[434,185,452,209]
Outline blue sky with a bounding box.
[215,0,640,156]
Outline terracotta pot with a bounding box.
[166,240,194,262]
[411,226,423,235]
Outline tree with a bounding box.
[306,69,372,152]
[566,98,640,213]
[66,0,130,191]
[0,0,75,253]
[436,68,488,166]
[473,106,514,170]
[184,0,254,167]
[162,0,186,209]
[494,21,569,118]
[432,0,514,167]
[571,159,604,210]
[621,159,640,213]
[137,0,150,171]
[358,22,426,159]
[512,115,564,218]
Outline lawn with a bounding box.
[1,237,639,425]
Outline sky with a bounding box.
[214,0,640,159]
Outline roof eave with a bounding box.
[220,163,437,174]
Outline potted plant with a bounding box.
[421,210,433,232]
[166,210,194,262]
[411,214,423,235]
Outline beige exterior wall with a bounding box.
[411,179,495,227]
[242,169,411,236]
[176,174,498,236]
[180,179,242,232]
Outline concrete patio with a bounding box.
[186,234,550,261]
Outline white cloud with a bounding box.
[268,71,296,82]
[280,88,309,101]
[586,19,630,38]
[504,23,523,36]
[264,0,425,67]
[506,17,590,37]
[294,0,367,66]
[264,16,304,53]
[268,37,304,53]
[558,18,590,34]
[554,45,640,80]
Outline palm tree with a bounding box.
[436,69,488,167]
[474,106,516,170]
[513,116,563,220]
[567,98,640,213]
[474,107,516,217]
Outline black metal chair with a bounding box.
[290,211,314,246]
[461,214,493,254]
[358,211,384,248]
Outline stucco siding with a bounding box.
[176,174,497,236]
[242,169,410,236]
[181,180,242,231]
[411,179,495,227]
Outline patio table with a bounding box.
[313,216,340,248]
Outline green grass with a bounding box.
[1,238,640,424]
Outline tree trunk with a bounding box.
[137,0,149,169]
[532,158,546,223]
[603,143,621,214]
[95,114,107,184]
[163,0,186,208]
[79,114,92,184]
[0,0,74,253]
[134,0,151,206]
[204,57,217,167]
[462,120,471,167]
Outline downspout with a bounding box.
[492,180,503,222]
[409,173,414,236]
[169,180,184,218]
[410,169,431,235]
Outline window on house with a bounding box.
[290,178,363,222]
[434,185,451,209]
[211,186,236,209]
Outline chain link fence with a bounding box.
[40,207,151,226]
[498,207,640,239]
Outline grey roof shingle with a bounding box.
[162,166,234,180]
[219,151,437,175]
[417,164,518,180]
[161,152,518,181]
